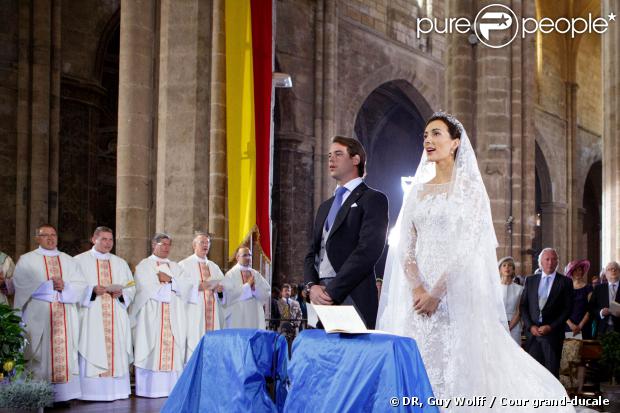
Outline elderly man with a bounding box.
[74,226,135,401]
[590,261,620,336]
[222,247,270,329]
[0,250,15,304]
[520,248,573,377]
[13,224,87,402]
[179,232,225,362]
[130,233,192,398]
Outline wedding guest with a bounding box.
[590,261,620,337]
[564,259,593,339]
[499,257,523,344]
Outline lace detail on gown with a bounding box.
[400,182,453,397]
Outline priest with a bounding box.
[178,232,225,362]
[74,226,135,401]
[12,224,87,402]
[222,247,270,329]
[129,233,192,398]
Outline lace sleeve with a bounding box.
[399,211,423,289]
[429,273,447,299]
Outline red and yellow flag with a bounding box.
[225,0,272,261]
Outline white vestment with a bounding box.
[222,264,270,329]
[74,248,136,401]
[0,252,15,305]
[178,254,225,362]
[129,255,192,398]
[13,247,87,401]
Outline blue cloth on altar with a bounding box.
[162,329,288,413]
[284,330,437,412]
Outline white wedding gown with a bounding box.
[377,121,591,412]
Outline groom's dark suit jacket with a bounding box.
[304,182,389,329]
[520,272,573,340]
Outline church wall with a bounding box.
[57,1,120,255]
[576,33,602,138]
[0,0,19,257]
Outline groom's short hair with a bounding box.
[331,136,366,177]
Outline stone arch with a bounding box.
[340,65,438,137]
[534,140,559,266]
[352,79,431,276]
[582,160,602,277]
[353,79,429,226]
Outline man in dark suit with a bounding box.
[304,136,389,329]
[590,261,620,336]
[520,248,574,377]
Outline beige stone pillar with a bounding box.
[450,0,536,275]
[565,81,578,261]
[541,202,569,266]
[116,0,156,269]
[314,0,338,205]
[208,0,228,267]
[446,0,474,133]
[155,0,212,261]
[15,0,61,255]
[602,0,620,264]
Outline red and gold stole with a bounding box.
[198,261,215,331]
[43,256,69,383]
[96,259,114,377]
[157,262,174,371]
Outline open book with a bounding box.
[309,304,388,334]
[610,300,620,317]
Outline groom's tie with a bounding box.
[325,186,347,232]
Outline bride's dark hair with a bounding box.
[425,111,463,140]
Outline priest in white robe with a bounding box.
[12,224,87,402]
[74,226,136,401]
[222,247,270,329]
[179,232,225,362]
[0,250,15,305]
[129,233,193,398]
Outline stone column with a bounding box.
[314,0,338,204]
[116,0,156,269]
[565,81,579,260]
[470,0,514,259]
[155,0,212,261]
[208,0,228,267]
[602,0,620,264]
[451,0,537,275]
[445,0,475,133]
[541,202,569,266]
[15,0,61,255]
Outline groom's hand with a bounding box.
[309,285,333,305]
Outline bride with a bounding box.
[376,112,577,412]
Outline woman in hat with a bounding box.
[565,259,593,339]
[498,256,524,344]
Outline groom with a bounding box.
[304,136,389,329]
[520,248,573,377]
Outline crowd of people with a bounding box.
[0,222,617,406]
[499,249,620,390]
[0,224,272,404]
